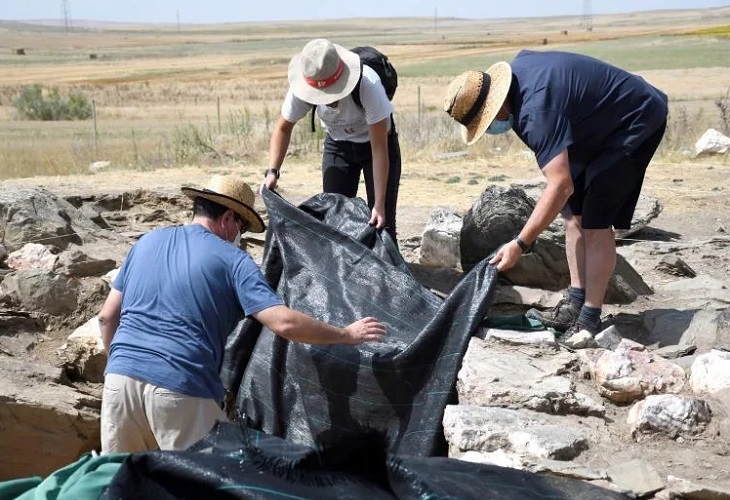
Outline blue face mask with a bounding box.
[486,114,513,135]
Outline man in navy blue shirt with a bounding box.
[444,50,668,341]
[98,175,386,453]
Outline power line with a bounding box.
[583,0,593,32]
[61,0,72,33]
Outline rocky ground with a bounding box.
[0,158,729,497]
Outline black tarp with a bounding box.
[103,421,629,500]
[220,190,498,457]
[104,192,629,499]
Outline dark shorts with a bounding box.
[564,121,666,230]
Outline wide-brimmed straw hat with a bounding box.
[181,175,265,233]
[288,38,362,105]
[443,61,512,145]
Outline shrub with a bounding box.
[13,84,92,121]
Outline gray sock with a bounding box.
[568,287,585,310]
[577,305,602,334]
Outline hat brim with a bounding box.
[288,44,362,105]
[463,61,513,145]
[181,187,266,233]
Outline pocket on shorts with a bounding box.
[103,373,125,395]
[153,386,186,400]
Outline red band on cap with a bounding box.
[304,60,345,89]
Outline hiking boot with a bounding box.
[525,293,579,333]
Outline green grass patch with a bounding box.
[488,175,509,182]
[398,35,730,77]
[683,25,730,38]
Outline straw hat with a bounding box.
[181,175,265,233]
[443,61,512,145]
[288,38,362,105]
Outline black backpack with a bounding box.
[309,46,397,132]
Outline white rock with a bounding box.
[594,325,622,351]
[6,243,58,271]
[627,394,711,438]
[89,160,112,173]
[694,128,730,155]
[417,207,462,269]
[690,349,730,395]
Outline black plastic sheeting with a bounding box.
[103,422,629,499]
[220,190,498,457]
[104,193,629,499]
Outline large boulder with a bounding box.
[61,316,107,383]
[0,357,100,480]
[1,269,80,316]
[0,185,128,263]
[510,178,663,240]
[460,186,535,270]
[460,185,652,303]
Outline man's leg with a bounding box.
[525,202,586,332]
[144,384,227,451]
[101,373,158,454]
[583,229,616,309]
[564,214,585,290]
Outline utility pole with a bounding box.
[583,0,593,32]
[62,0,71,33]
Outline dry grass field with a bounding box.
[0,7,729,216]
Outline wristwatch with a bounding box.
[264,168,280,179]
[513,236,533,253]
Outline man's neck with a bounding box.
[192,216,219,236]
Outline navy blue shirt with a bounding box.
[509,50,668,182]
[106,224,283,403]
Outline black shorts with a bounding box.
[564,121,666,230]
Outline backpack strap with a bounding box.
[352,61,365,108]
[309,104,316,133]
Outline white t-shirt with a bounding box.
[281,65,393,143]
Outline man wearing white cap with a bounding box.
[98,175,386,454]
[264,38,401,242]
[444,50,668,341]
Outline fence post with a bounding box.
[131,128,138,163]
[217,97,221,135]
[417,85,422,136]
[92,100,98,158]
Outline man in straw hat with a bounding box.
[263,38,401,241]
[98,175,386,453]
[444,50,667,342]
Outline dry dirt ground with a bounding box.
[3,152,730,489]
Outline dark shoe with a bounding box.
[526,294,579,333]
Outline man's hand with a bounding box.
[343,317,386,344]
[489,240,523,272]
[261,172,278,194]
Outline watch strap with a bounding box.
[513,236,533,253]
[264,168,280,179]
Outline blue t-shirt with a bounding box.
[509,50,668,182]
[106,224,283,403]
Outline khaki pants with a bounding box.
[101,373,227,454]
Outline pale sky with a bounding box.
[0,0,727,24]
